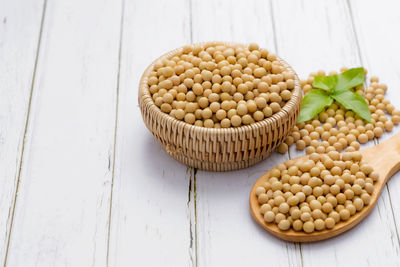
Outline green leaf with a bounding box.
[297,89,333,123]
[298,67,367,123]
[335,67,365,93]
[332,90,371,122]
[312,75,337,93]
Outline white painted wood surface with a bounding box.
[0,0,45,263]
[3,0,122,266]
[1,0,400,266]
[272,1,400,266]
[191,1,301,266]
[107,1,196,266]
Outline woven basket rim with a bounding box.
[139,41,302,136]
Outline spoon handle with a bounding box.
[361,133,400,185]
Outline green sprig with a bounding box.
[297,67,371,123]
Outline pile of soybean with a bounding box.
[277,69,400,154]
[255,151,377,233]
[148,43,296,128]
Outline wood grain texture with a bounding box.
[106,0,197,266]
[350,0,400,253]
[272,0,400,266]
[1,0,400,266]
[4,0,122,266]
[191,0,302,266]
[0,0,45,263]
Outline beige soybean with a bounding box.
[257,151,377,233]
[280,69,399,155]
[149,43,295,128]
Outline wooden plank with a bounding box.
[350,0,400,255]
[106,0,196,266]
[4,0,123,266]
[191,0,302,266]
[195,154,303,267]
[272,0,400,266]
[0,0,45,263]
[271,0,361,77]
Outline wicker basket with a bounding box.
[139,42,302,171]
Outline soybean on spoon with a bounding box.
[249,133,400,242]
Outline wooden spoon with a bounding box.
[250,133,400,242]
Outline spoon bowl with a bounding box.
[250,133,400,242]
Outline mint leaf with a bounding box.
[335,67,365,93]
[332,90,371,122]
[313,75,337,93]
[297,89,333,123]
[298,67,368,123]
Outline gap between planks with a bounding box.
[346,0,400,248]
[2,0,48,266]
[269,0,304,263]
[187,1,198,266]
[182,1,399,266]
[188,167,199,267]
[97,1,396,266]
[275,0,399,257]
[105,0,125,266]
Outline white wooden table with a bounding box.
[2,0,400,266]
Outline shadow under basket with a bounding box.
[139,42,302,171]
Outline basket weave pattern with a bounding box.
[139,43,302,171]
